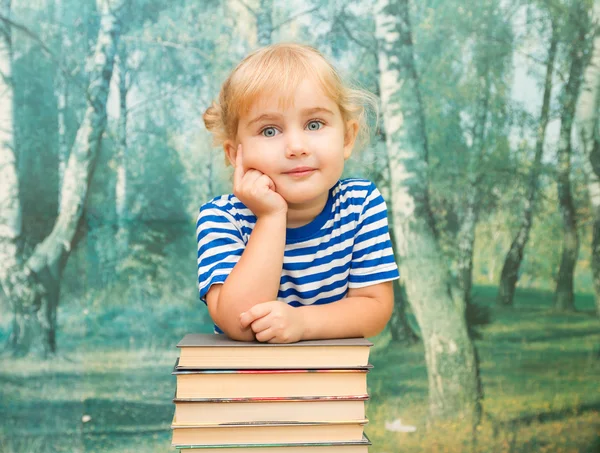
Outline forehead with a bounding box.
[244,77,339,119]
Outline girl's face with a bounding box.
[225,78,358,213]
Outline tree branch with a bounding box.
[121,36,213,60]
[236,0,258,19]
[336,14,376,53]
[0,14,88,95]
[273,6,319,30]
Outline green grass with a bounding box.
[1,285,599,452]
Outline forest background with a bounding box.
[0,0,599,452]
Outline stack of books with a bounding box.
[171,334,374,452]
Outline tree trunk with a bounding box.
[257,0,273,46]
[375,0,481,425]
[115,42,129,266]
[497,25,557,306]
[0,0,24,324]
[457,70,490,308]
[0,0,124,356]
[554,6,589,311]
[576,5,600,317]
[371,50,419,344]
[55,0,70,213]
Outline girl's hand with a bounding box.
[239,301,306,343]
[233,145,287,219]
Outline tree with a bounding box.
[0,0,21,347]
[324,4,419,343]
[575,2,600,316]
[115,42,130,260]
[554,1,591,311]
[375,0,481,424]
[0,0,125,356]
[497,18,558,306]
[454,0,513,308]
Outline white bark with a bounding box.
[0,0,22,294]
[375,0,481,424]
[55,0,70,213]
[115,44,129,257]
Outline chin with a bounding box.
[282,192,327,208]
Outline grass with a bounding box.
[1,285,599,452]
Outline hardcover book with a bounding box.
[174,434,372,452]
[176,334,372,369]
[173,395,368,424]
[171,417,368,446]
[172,360,370,399]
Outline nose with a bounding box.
[285,128,309,158]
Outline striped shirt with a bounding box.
[196,178,400,333]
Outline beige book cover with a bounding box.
[172,395,368,424]
[172,362,370,399]
[174,433,371,452]
[171,417,368,446]
[176,334,372,369]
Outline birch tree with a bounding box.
[497,20,558,306]
[375,0,481,424]
[55,0,70,213]
[0,0,125,356]
[455,1,512,308]
[575,2,600,316]
[115,42,130,261]
[554,3,591,311]
[329,9,419,342]
[0,0,22,342]
[456,66,490,307]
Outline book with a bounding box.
[176,334,372,369]
[173,395,368,424]
[172,360,370,399]
[174,434,371,452]
[171,417,368,446]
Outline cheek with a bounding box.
[242,147,274,173]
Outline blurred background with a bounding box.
[0,0,599,452]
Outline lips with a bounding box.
[284,166,316,176]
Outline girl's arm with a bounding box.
[299,281,394,340]
[206,214,286,341]
[239,281,394,342]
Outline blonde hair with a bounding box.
[203,42,378,157]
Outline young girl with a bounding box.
[198,43,399,343]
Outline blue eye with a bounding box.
[307,120,323,131]
[261,127,279,137]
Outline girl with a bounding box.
[198,43,399,343]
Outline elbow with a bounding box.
[220,325,256,342]
[209,300,255,342]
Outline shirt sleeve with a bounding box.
[196,201,245,303]
[348,182,400,288]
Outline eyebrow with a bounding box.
[246,107,335,127]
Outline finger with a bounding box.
[255,327,276,343]
[248,314,271,334]
[240,302,273,329]
[241,169,265,189]
[257,174,276,192]
[233,144,244,188]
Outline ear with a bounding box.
[223,139,238,167]
[343,119,359,160]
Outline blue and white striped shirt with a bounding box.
[196,178,399,332]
